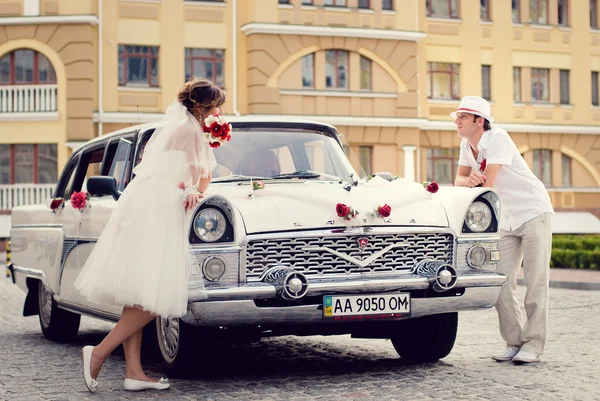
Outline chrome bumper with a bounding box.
[183,272,506,326]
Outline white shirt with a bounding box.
[458,127,554,231]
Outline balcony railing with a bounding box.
[0,85,58,113]
[0,184,56,211]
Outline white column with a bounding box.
[23,0,40,16]
[402,145,417,182]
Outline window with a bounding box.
[278,0,290,3]
[531,68,549,102]
[560,69,570,105]
[302,53,314,89]
[325,50,348,89]
[359,146,372,176]
[324,0,346,6]
[512,0,520,22]
[561,154,571,187]
[592,0,598,28]
[530,0,548,24]
[360,56,372,90]
[185,48,224,88]
[532,149,552,186]
[107,138,134,191]
[0,144,58,184]
[480,0,491,20]
[118,45,159,87]
[482,65,491,100]
[593,71,599,106]
[302,0,313,4]
[427,62,459,99]
[382,0,393,10]
[558,0,569,25]
[513,67,522,102]
[358,0,370,8]
[426,0,459,18]
[0,49,56,85]
[427,148,459,185]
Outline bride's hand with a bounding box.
[185,193,203,210]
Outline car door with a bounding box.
[60,136,135,315]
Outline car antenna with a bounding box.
[137,105,140,124]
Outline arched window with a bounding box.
[532,149,552,186]
[0,49,56,85]
[0,49,57,113]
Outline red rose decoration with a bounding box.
[50,198,63,210]
[480,158,487,173]
[178,182,185,190]
[377,204,392,218]
[426,182,439,193]
[336,203,350,218]
[70,191,88,210]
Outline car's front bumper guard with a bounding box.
[188,269,508,303]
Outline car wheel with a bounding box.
[38,281,81,342]
[390,312,458,362]
[155,317,204,378]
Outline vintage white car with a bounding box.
[8,119,506,376]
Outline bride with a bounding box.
[74,78,225,392]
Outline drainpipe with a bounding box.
[232,0,240,116]
[97,0,103,136]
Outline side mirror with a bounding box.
[87,176,121,201]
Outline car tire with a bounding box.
[154,317,207,378]
[38,281,81,342]
[390,312,458,362]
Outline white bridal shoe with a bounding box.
[124,377,170,391]
[82,346,99,392]
[491,346,520,362]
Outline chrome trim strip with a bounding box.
[188,272,507,302]
[456,236,500,243]
[247,226,456,240]
[12,224,63,229]
[56,300,121,323]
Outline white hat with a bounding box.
[450,96,495,123]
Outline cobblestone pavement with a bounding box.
[1,276,599,401]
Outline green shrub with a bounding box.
[550,248,600,270]
[552,235,600,252]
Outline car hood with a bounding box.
[211,176,449,234]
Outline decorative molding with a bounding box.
[92,112,600,135]
[0,15,99,26]
[279,89,397,98]
[183,1,227,6]
[240,23,426,41]
[117,86,162,93]
[0,112,58,122]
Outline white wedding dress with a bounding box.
[74,102,216,318]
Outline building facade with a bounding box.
[0,0,599,227]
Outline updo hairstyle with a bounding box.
[177,77,226,117]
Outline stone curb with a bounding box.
[518,279,600,291]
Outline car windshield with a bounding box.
[211,128,359,183]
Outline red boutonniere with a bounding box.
[480,158,487,173]
[70,191,91,212]
[375,204,392,218]
[423,181,439,194]
[336,203,359,221]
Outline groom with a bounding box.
[451,96,554,364]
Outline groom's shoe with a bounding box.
[512,350,541,364]
[124,378,170,391]
[82,346,99,393]
[491,346,520,362]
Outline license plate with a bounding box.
[323,293,411,320]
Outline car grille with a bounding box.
[245,232,454,281]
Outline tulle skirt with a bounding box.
[74,174,191,318]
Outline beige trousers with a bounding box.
[494,212,552,356]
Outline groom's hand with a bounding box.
[467,172,486,188]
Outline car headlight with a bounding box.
[193,208,227,242]
[465,201,492,232]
